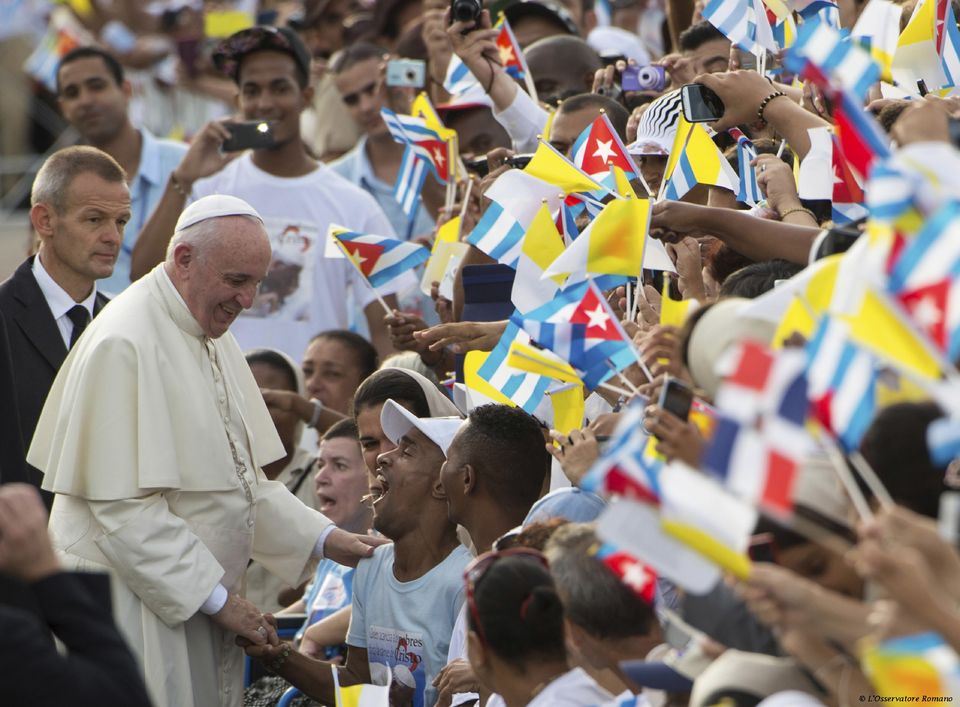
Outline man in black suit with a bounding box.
[0,483,151,707]
[0,146,129,504]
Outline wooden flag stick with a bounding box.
[599,381,636,398]
[848,450,895,509]
[606,359,641,395]
[820,431,874,523]
[629,279,641,324]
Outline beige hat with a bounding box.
[686,298,777,399]
[690,651,821,707]
[175,194,263,233]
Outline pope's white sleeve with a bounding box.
[88,495,226,627]
[493,89,549,154]
[250,479,331,588]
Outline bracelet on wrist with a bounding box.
[779,206,817,222]
[266,643,292,674]
[757,91,787,125]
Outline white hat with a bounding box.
[380,399,463,457]
[175,194,263,233]
[587,26,652,67]
[628,88,682,157]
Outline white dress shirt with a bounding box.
[32,254,97,349]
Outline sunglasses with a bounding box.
[463,548,549,648]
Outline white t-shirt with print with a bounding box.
[191,153,396,359]
[348,543,472,707]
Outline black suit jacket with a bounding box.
[0,257,109,499]
[0,571,151,707]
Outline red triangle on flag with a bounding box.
[898,280,951,350]
[579,118,633,176]
[831,136,864,204]
[339,240,385,277]
[605,466,660,505]
[570,286,621,340]
[416,138,450,181]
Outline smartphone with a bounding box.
[464,156,491,177]
[386,59,426,88]
[680,83,725,123]
[506,153,534,169]
[221,121,275,152]
[748,532,778,563]
[658,376,694,422]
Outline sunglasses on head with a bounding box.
[463,548,549,648]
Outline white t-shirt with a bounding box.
[191,153,396,359]
[513,668,613,707]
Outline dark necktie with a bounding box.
[66,305,90,349]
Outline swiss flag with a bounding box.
[339,240,385,277]
[898,280,951,350]
[570,284,622,340]
[600,549,658,604]
[577,115,635,177]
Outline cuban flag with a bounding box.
[832,90,891,180]
[784,20,880,101]
[393,146,428,218]
[380,107,451,183]
[476,321,553,413]
[729,127,761,206]
[572,112,638,181]
[466,203,527,268]
[515,280,637,390]
[888,202,960,359]
[495,17,531,82]
[581,400,663,504]
[702,0,777,56]
[804,316,878,452]
[330,227,430,288]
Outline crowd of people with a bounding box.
[2,0,960,705]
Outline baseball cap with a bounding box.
[522,487,606,526]
[212,25,311,85]
[628,88,682,157]
[502,0,579,37]
[619,660,695,691]
[380,399,463,457]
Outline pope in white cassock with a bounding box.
[28,195,380,707]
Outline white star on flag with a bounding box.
[433,147,445,167]
[498,44,515,64]
[592,139,617,164]
[912,294,944,331]
[584,304,610,331]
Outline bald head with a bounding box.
[165,215,272,338]
[526,35,601,106]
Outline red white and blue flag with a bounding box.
[572,112,639,181]
[495,17,531,83]
[888,202,960,359]
[514,279,638,390]
[381,107,451,183]
[804,316,878,452]
[705,342,813,516]
[330,227,430,289]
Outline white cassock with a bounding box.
[28,265,331,707]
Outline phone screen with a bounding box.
[659,377,693,421]
[221,121,275,152]
[681,84,725,123]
